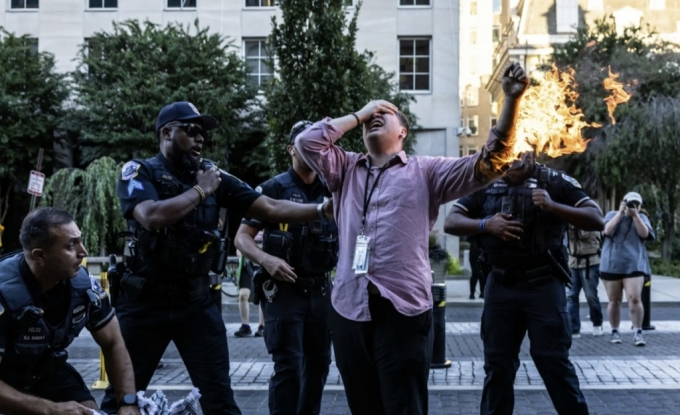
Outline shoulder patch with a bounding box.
[121,161,141,181]
[89,275,108,299]
[127,179,144,196]
[561,174,581,188]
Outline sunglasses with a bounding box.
[289,120,313,144]
[169,123,209,139]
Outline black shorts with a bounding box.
[238,260,255,291]
[600,271,646,281]
[24,362,94,403]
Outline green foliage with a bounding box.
[263,0,417,172]
[447,256,464,276]
[40,157,126,255]
[650,258,680,278]
[549,17,680,193]
[0,28,69,223]
[70,19,260,176]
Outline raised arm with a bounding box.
[234,224,298,283]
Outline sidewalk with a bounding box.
[446,275,680,305]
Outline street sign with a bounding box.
[27,170,45,197]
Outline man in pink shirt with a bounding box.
[295,63,529,415]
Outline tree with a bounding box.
[597,96,680,260]
[549,17,680,198]
[0,29,69,249]
[263,0,417,172]
[70,19,261,179]
[40,157,126,256]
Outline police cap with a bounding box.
[155,102,218,136]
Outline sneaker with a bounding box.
[234,325,252,337]
[634,330,646,347]
[610,331,622,344]
[572,331,581,339]
[254,325,264,337]
[592,326,604,337]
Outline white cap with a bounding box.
[624,191,642,205]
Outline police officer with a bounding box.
[444,152,603,415]
[101,102,333,414]
[0,208,139,415]
[234,121,338,415]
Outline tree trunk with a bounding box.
[661,193,676,261]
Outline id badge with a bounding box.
[352,235,371,274]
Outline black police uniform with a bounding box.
[0,252,113,403]
[454,166,590,415]
[100,153,261,415]
[242,167,338,415]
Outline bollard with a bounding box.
[430,283,451,369]
[642,274,655,331]
[92,271,111,389]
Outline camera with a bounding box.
[626,201,639,209]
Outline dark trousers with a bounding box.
[330,296,433,415]
[480,275,589,415]
[100,292,240,415]
[567,266,604,332]
[469,242,486,296]
[261,279,332,415]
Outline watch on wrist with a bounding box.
[119,393,138,407]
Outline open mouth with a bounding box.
[369,119,384,132]
[191,147,202,157]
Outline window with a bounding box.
[470,1,477,15]
[459,146,464,157]
[492,26,500,43]
[649,0,665,10]
[399,0,430,6]
[344,0,354,6]
[89,0,117,8]
[470,30,477,45]
[244,39,272,88]
[399,38,430,92]
[468,146,478,155]
[167,0,196,8]
[556,0,578,33]
[10,0,39,9]
[492,0,501,13]
[467,115,478,136]
[245,0,274,6]
[27,38,38,54]
[466,88,478,106]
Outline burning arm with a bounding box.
[476,63,529,182]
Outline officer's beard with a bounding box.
[172,139,201,171]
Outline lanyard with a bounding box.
[361,164,387,234]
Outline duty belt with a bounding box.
[142,275,210,302]
[491,265,553,285]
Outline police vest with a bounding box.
[0,252,91,385]
[478,167,565,264]
[263,172,339,276]
[128,156,221,279]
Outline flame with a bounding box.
[489,64,631,172]
[603,67,632,125]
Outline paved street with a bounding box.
[73,301,680,414]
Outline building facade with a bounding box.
[487,0,680,101]
[1,0,462,253]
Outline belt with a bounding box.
[292,275,329,287]
[145,276,210,301]
[492,265,553,284]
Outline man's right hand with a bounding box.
[50,401,92,415]
[196,166,221,195]
[262,255,298,283]
[355,100,398,124]
[484,213,523,242]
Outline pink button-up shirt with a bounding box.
[296,120,495,321]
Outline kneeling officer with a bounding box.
[235,121,338,415]
[0,208,139,415]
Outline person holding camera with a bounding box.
[234,120,338,415]
[599,191,654,346]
